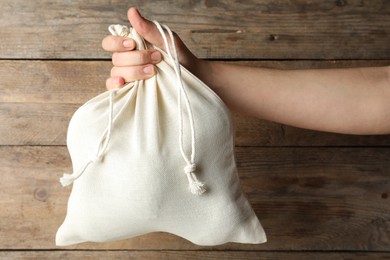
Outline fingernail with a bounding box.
[143,65,154,74]
[135,8,143,18]
[115,77,125,87]
[123,39,133,48]
[151,51,161,62]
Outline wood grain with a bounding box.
[2,0,390,257]
[1,146,389,250]
[3,60,389,104]
[2,60,389,146]
[0,0,389,59]
[1,251,389,260]
[2,102,390,146]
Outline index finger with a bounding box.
[102,35,136,52]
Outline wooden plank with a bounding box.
[233,114,390,147]
[2,60,390,104]
[0,61,109,104]
[0,103,76,146]
[2,102,390,146]
[0,0,389,59]
[1,251,389,260]
[1,60,390,146]
[0,146,389,250]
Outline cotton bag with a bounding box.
[56,21,267,246]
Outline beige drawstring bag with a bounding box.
[56,21,267,246]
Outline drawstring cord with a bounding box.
[153,21,206,195]
[60,25,134,187]
[60,90,117,186]
[60,22,206,196]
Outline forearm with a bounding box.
[198,61,390,135]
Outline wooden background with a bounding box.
[1,0,389,259]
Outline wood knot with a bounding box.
[269,34,279,41]
[34,188,48,202]
[336,0,347,7]
[381,193,388,199]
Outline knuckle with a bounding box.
[110,66,118,77]
[111,52,119,65]
[102,36,124,51]
[102,36,111,50]
[135,51,148,64]
[111,66,137,82]
[105,78,112,89]
[138,50,155,64]
[102,36,112,51]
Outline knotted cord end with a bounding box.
[59,87,116,188]
[91,155,102,163]
[60,155,104,187]
[184,163,206,196]
[60,173,75,187]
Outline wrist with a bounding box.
[194,59,221,92]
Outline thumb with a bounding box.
[127,7,199,72]
[127,7,164,48]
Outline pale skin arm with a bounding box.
[103,8,390,135]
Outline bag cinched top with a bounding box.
[56,21,267,246]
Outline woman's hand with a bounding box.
[102,7,390,135]
[102,7,202,90]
